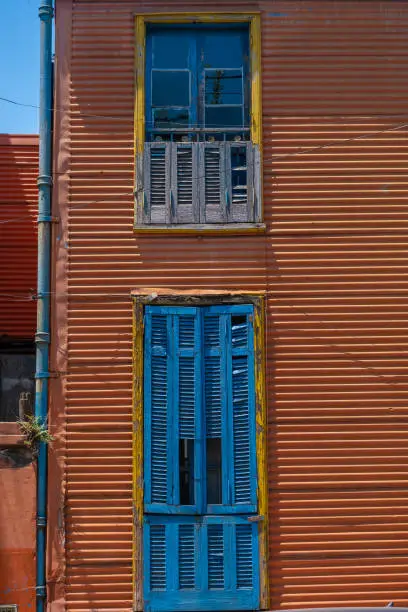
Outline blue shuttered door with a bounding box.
[144,305,259,612]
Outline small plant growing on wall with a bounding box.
[18,414,54,456]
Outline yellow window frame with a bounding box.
[134,13,263,233]
[132,291,269,611]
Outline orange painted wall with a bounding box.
[0,451,36,611]
[0,135,38,339]
[0,135,38,610]
[49,1,408,610]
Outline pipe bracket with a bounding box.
[35,371,51,380]
[36,585,47,599]
[38,5,54,21]
[37,214,54,223]
[35,331,50,343]
[37,174,53,187]
[36,515,47,528]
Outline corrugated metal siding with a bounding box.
[0,135,38,339]
[57,0,408,609]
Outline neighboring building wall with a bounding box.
[50,1,408,610]
[0,134,38,610]
[0,135,38,339]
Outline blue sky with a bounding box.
[0,0,40,134]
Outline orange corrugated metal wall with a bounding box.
[52,1,408,609]
[0,135,38,339]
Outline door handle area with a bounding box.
[247,515,264,523]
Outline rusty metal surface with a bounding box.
[53,0,408,610]
[0,135,38,340]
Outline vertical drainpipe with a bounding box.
[36,1,53,611]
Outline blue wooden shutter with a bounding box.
[144,309,170,506]
[203,305,257,513]
[144,306,201,512]
[229,307,257,509]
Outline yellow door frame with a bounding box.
[132,291,269,610]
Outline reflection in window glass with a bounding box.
[202,31,247,69]
[0,351,35,421]
[207,438,222,504]
[152,71,190,107]
[205,69,243,106]
[152,32,190,69]
[154,109,189,129]
[205,106,244,129]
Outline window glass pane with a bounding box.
[0,352,35,421]
[231,148,248,205]
[205,106,244,129]
[152,32,190,68]
[205,69,243,106]
[152,71,190,107]
[179,439,195,505]
[202,30,248,69]
[154,109,189,129]
[206,438,222,504]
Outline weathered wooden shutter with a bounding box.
[172,143,199,223]
[226,142,255,223]
[143,143,170,224]
[142,142,261,226]
[144,516,260,612]
[201,143,226,223]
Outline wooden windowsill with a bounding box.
[133,223,266,235]
[0,422,24,447]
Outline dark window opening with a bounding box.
[179,438,195,505]
[0,341,35,422]
[206,437,222,504]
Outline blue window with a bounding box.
[145,25,250,137]
[143,305,260,612]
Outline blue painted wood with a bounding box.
[195,309,205,515]
[223,521,235,591]
[144,515,260,612]
[224,312,234,507]
[144,312,153,506]
[170,314,179,506]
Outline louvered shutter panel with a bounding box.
[203,306,257,512]
[204,314,223,439]
[145,517,259,612]
[172,143,199,223]
[201,143,226,223]
[149,524,166,590]
[174,310,202,509]
[144,310,170,506]
[230,309,257,509]
[144,142,170,224]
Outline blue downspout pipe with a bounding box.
[36,1,53,611]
